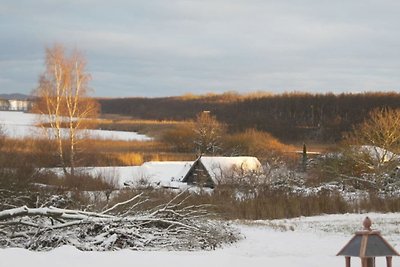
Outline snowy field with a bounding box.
[0,111,151,141]
[1,213,400,267]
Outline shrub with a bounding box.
[117,152,144,166]
[161,123,196,152]
[223,129,296,164]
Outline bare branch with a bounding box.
[101,192,144,215]
[0,196,239,251]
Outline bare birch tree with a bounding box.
[34,44,98,176]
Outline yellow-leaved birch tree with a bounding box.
[34,44,98,176]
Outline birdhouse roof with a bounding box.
[337,230,399,257]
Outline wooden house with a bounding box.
[182,156,263,188]
[45,156,263,190]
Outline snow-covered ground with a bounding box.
[1,213,399,267]
[0,111,151,141]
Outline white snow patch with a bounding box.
[357,145,399,163]
[1,213,400,267]
[0,111,151,141]
[199,156,263,182]
[48,162,194,189]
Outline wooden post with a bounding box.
[302,143,307,172]
[386,256,392,267]
[363,257,374,267]
[345,257,351,267]
[370,258,375,267]
[361,258,367,267]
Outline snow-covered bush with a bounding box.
[310,146,400,194]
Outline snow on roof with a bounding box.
[130,161,193,187]
[199,156,263,182]
[356,145,399,163]
[49,161,194,189]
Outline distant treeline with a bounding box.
[98,92,400,142]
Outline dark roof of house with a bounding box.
[337,230,399,257]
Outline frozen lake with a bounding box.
[0,111,151,141]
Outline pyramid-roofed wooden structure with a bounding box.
[337,217,399,267]
[337,230,399,257]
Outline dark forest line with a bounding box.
[98,92,400,143]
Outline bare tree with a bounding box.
[315,108,400,191]
[344,108,400,170]
[193,111,226,155]
[34,44,98,176]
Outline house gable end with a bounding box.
[182,157,215,188]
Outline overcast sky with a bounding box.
[1,0,400,97]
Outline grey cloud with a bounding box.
[1,0,400,96]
